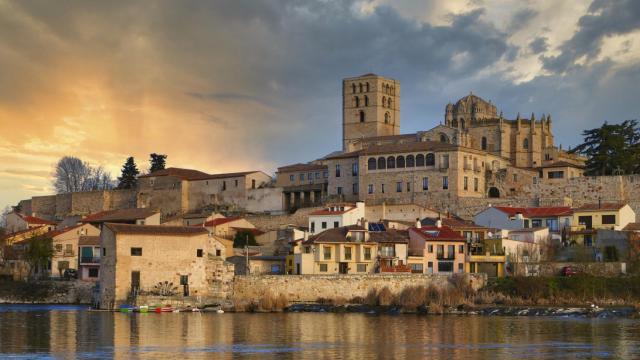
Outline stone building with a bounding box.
[275,163,328,210]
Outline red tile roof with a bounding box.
[82,208,158,223]
[1,226,45,241]
[277,163,327,172]
[575,203,627,212]
[493,206,573,217]
[203,217,241,227]
[309,205,357,216]
[19,214,56,225]
[45,224,84,238]
[623,222,640,231]
[139,167,261,181]
[303,225,408,244]
[410,226,466,242]
[105,223,209,236]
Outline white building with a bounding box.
[474,206,573,233]
[308,202,365,235]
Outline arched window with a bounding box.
[377,157,386,170]
[425,153,435,166]
[354,96,359,107]
[481,137,487,150]
[452,119,458,128]
[359,83,363,92]
[460,119,465,129]
[406,155,415,167]
[523,138,529,149]
[390,86,394,95]
[368,157,377,171]
[488,187,500,198]
[387,156,396,169]
[366,83,370,92]
[388,98,392,109]
[352,84,356,93]
[364,95,369,106]
[396,156,405,168]
[416,154,425,167]
[384,112,390,124]
[359,110,365,123]
[385,84,390,94]
[382,96,387,108]
[440,134,449,143]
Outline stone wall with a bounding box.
[30,195,57,219]
[246,206,323,231]
[245,187,284,213]
[231,273,487,302]
[513,262,627,277]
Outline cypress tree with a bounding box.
[117,157,140,189]
[149,153,167,173]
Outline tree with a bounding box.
[117,157,140,189]
[24,235,54,279]
[570,120,640,176]
[233,231,259,248]
[53,156,114,193]
[149,153,167,173]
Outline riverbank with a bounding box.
[0,279,94,304]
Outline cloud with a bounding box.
[507,8,538,33]
[529,37,549,54]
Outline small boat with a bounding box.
[154,307,174,313]
[136,306,149,313]
[118,305,134,313]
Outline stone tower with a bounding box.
[342,74,400,151]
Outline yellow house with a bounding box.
[408,224,467,274]
[295,224,409,274]
[572,203,636,231]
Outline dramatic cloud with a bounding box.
[0,0,639,210]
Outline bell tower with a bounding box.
[342,74,400,151]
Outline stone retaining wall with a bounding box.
[232,273,487,302]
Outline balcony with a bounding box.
[80,256,100,264]
[436,254,455,260]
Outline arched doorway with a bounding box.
[488,187,500,198]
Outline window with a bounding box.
[548,171,564,179]
[366,83,370,92]
[352,183,359,194]
[441,154,449,168]
[396,182,402,192]
[545,219,559,232]
[300,173,305,181]
[382,96,387,107]
[55,244,62,252]
[234,179,238,187]
[448,245,455,258]
[323,247,331,260]
[345,247,352,260]
[352,84,356,93]
[337,187,343,195]
[406,155,414,167]
[416,154,425,166]
[197,249,203,257]
[102,248,106,256]
[315,172,320,179]
[357,264,367,272]
[131,247,142,256]
[387,156,395,169]
[437,245,444,258]
[422,177,429,191]
[88,268,99,278]
[368,158,377,170]
[364,95,369,106]
[216,249,222,257]
[251,179,256,189]
[406,182,411,192]
[458,263,464,273]
[464,176,468,190]
[428,244,433,253]
[396,156,405,168]
[377,157,386,169]
[322,222,327,229]
[319,264,328,272]
[222,181,226,191]
[474,178,479,192]
[311,222,315,233]
[438,261,453,272]
[524,219,530,228]
[410,263,423,273]
[359,83,363,92]
[427,261,434,274]
[602,215,616,225]
[359,110,365,122]
[368,184,374,194]
[335,165,341,177]
[308,173,313,181]
[271,264,281,274]
[384,112,390,124]
[354,96,360,107]
[352,162,358,176]
[513,174,518,182]
[323,171,329,178]
[425,153,435,166]
[458,245,464,254]
[481,137,487,150]
[334,221,339,228]
[532,219,542,227]
[523,138,529,149]
[289,174,294,182]
[442,176,449,190]
[381,184,385,193]
[364,247,372,260]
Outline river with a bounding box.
[1,305,639,359]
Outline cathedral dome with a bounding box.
[451,93,497,118]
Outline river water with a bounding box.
[1,305,639,359]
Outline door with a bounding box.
[180,275,190,296]
[578,216,593,229]
[131,271,140,294]
[296,263,300,275]
[339,262,348,274]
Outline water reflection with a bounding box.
[0,306,639,359]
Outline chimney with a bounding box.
[363,219,369,230]
[436,219,442,228]
[303,231,309,241]
[415,218,421,229]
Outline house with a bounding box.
[48,223,100,279]
[4,212,56,234]
[201,216,258,241]
[571,203,636,231]
[227,255,286,275]
[295,222,409,274]
[408,223,467,274]
[98,223,226,309]
[474,206,573,233]
[82,208,161,230]
[78,236,101,281]
[508,227,550,244]
[308,202,365,235]
[482,237,542,276]
[421,217,489,243]
[276,162,328,210]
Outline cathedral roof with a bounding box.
[452,93,497,115]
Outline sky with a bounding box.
[1,0,640,210]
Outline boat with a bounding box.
[118,305,134,313]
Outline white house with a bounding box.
[474,206,573,233]
[308,202,365,235]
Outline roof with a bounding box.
[203,217,241,227]
[326,140,460,159]
[509,227,548,233]
[45,224,84,238]
[139,167,261,181]
[79,236,100,246]
[82,208,159,223]
[231,227,265,236]
[277,163,327,172]
[421,217,488,230]
[1,226,44,241]
[491,206,573,217]
[574,203,627,212]
[309,207,356,216]
[248,255,285,261]
[623,222,640,231]
[303,225,408,244]
[19,214,56,225]
[536,161,585,169]
[410,226,466,242]
[104,223,209,236]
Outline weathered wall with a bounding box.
[246,206,323,231]
[513,262,627,277]
[232,273,487,302]
[245,187,284,213]
[30,195,57,219]
[55,193,73,218]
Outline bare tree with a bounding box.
[53,156,114,193]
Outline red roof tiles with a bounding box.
[203,217,241,227]
[410,226,466,242]
[139,167,261,181]
[493,206,573,217]
[19,214,56,225]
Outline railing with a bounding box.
[436,254,455,260]
[408,250,424,257]
[80,257,101,264]
[379,250,395,258]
